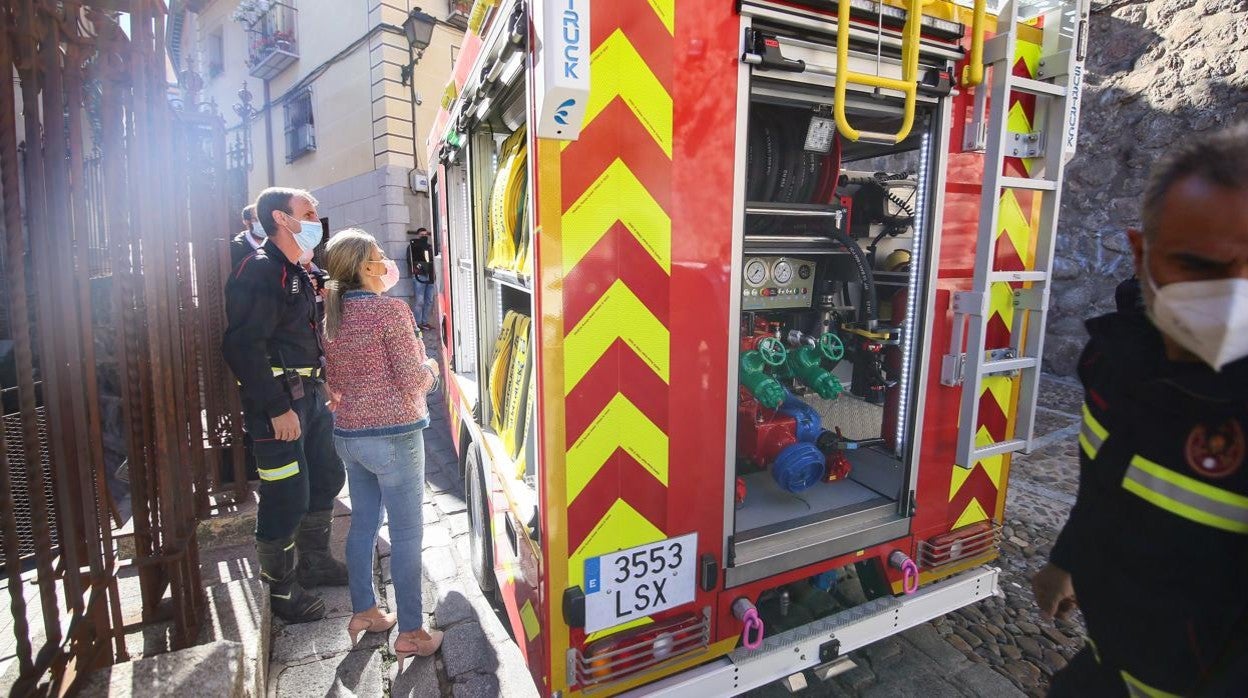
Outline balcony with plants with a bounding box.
[233,0,299,81]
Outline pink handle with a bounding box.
[741,608,765,650]
[901,558,919,595]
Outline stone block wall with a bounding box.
[313,165,432,302]
[1044,0,1248,374]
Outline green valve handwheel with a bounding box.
[756,337,788,367]
[818,332,845,362]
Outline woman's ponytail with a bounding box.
[323,229,377,342]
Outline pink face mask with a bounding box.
[376,259,400,292]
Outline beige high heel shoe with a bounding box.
[394,628,444,672]
[347,607,397,646]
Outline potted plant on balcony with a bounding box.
[246,30,295,68]
[230,0,273,26]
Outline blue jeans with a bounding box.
[413,280,436,326]
[333,430,426,632]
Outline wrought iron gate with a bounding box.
[0,1,246,693]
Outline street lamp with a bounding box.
[400,7,436,87]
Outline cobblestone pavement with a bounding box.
[268,324,1086,697]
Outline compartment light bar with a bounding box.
[475,97,493,122]
[844,0,965,38]
[895,129,930,456]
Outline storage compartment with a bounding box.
[457,75,541,517]
[728,47,942,583]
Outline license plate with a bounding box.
[583,533,697,634]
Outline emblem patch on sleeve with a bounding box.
[1185,420,1245,479]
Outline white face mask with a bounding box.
[251,221,266,239]
[1144,262,1248,372]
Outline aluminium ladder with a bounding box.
[940,0,1091,469]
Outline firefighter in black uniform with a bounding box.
[222,187,347,624]
[1034,125,1248,696]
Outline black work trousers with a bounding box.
[244,381,344,542]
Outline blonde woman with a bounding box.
[322,229,443,668]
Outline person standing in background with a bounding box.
[407,227,436,331]
[231,204,266,270]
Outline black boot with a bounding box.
[295,510,350,588]
[256,536,326,624]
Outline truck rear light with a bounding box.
[918,522,1001,571]
[571,610,710,689]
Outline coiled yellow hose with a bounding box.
[487,126,528,272]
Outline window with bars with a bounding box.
[284,89,315,162]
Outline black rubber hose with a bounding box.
[829,223,878,322]
[773,116,797,204]
[758,118,780,202]
[747,117,762,202]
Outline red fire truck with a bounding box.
[423,0,1087,694]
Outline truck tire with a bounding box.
[465,442,496,595]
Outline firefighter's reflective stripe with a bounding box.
[258,461,301,482]
[238,366,320,386]
[1085,635,1101,663]
[1121,456,1248,534]
[1120,670,1182,698]
[1079,402,1108,459]
[272,366,318,377]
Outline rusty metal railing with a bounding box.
[0,1,247,692]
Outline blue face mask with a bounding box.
[289,217,322,253]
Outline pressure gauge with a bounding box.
[744,258,769,287]
[772,259,794,285]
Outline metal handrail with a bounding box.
[963,0,989,86]
[834,0,923,144]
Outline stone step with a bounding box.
[80,640,246,697]
[200,578,271,697]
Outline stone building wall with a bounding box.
[1044,0,1248,374]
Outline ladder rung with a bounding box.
[970,439,1027,463]
[1009,77,1068,98]
[987,271,1048,283]
[980,356,1038,375]
[999,176,1057,191]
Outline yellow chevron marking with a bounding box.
[983,375,1013,415]
[988,282,1016,332]
[949,425,1006,500]
[567,393,669,503]
[999,189,1034,268]
[1016,40,1043,80]
[647,0,675,35]
[1007,101,1036,175]
[576,30,673,158]
[974,425,1006,488]
[565,280,670,391]
[950,463,973,500]
[569,497,665,595]
[953,498,991,529]
[563,158,671,274]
